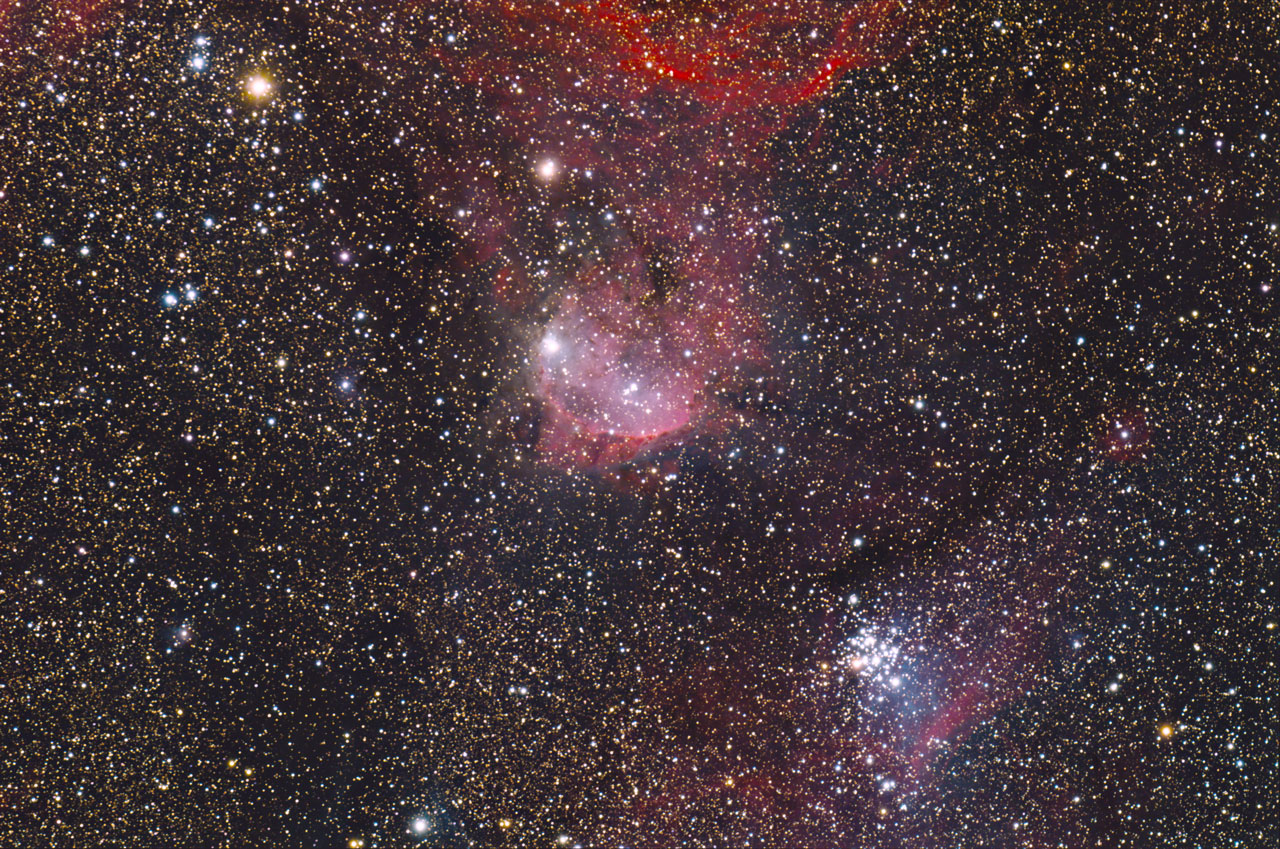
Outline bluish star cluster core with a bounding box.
[1,1,1277,847]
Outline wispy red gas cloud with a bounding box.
[399,0,942,468]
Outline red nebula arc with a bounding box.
[423,0,940,468]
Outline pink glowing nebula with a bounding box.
[411,0,941,469]
[536,285,703,441]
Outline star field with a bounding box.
[1,1,1277,847]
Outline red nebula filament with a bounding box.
[417,0,939,468]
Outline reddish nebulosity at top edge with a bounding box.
[0,0,116,55]
[423,1,942,470]
[430,0,939,247]
[441,0,934,117]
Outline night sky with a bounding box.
[1,1,1278,846]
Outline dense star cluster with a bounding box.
[2,0,1278,846]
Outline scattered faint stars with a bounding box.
[0,1,1277,847]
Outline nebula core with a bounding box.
[411,0,939,467]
